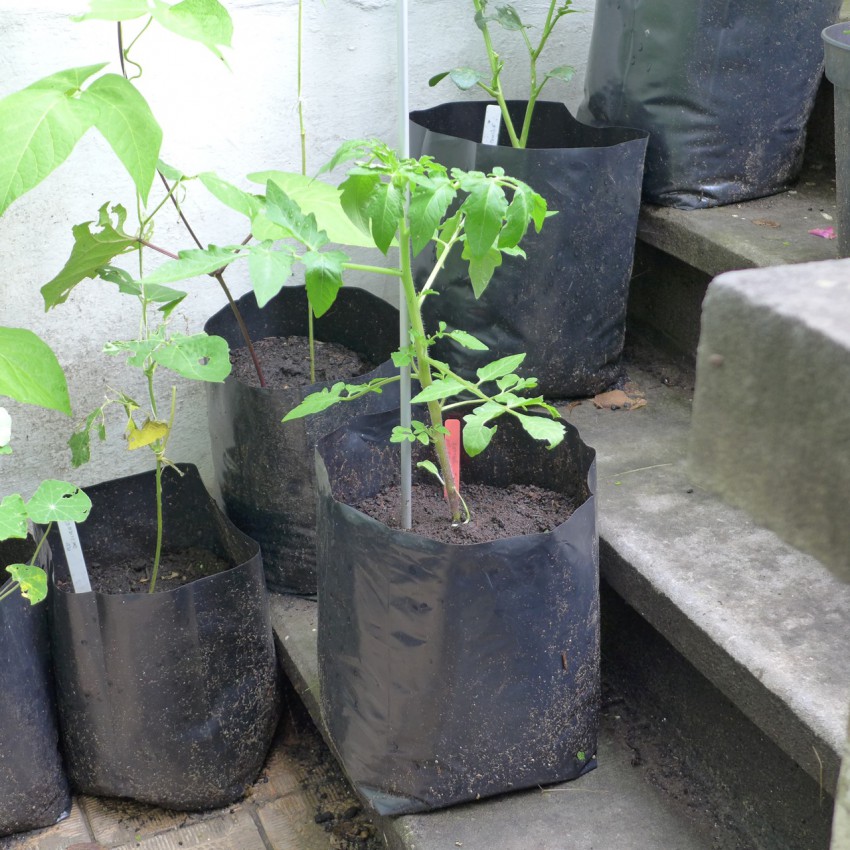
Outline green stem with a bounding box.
[398,222,463,523]
[341,262,403,277]
[308,307,316,384]
[150,456,164,594]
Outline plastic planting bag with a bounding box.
[315,409,600,815]
[410,100,648,398]
[48,465,281,811]
[579,0,842,208]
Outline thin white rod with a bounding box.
[398,0,412,530]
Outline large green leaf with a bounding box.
[462,181,508,260]
[0,494,28,541]
[151,0,233,60]
[364,182,404,255]
[514,411,565,449]
[41,205,137,309]
[83,74,162,203]
[463,242,502,298]
[0,64,105,215]
[198,171,262,218]
[0,328,71,414]
[6,564,48,605]
[137,245,242,285]
[151,332,232,382]
[26,479,92,524]
[73,0,151,21]
[410,377,466,404]
[476,353,526,383]
[339,173,379,239]
[250,171,375,248]
[262,180,326,248]
[409,180,457,256]
[247,244,295,308]
[302,251,346,318]
[462,403,503,456]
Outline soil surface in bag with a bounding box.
[358,480,577,544]
[230,335,378,389]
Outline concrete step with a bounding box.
[269,362,849,848]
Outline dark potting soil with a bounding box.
[230,335,378,390]
[57,546,233,595]
[357,481,576,544]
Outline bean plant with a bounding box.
[429,0,578,149]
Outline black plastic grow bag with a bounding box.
[579,0,841,208]
[315,409,600,815]
[410,100,648,399]
[47,465,281,811]
[206,285,400,594]
[0,539,70,837]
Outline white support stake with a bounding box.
[482,104,502,145]
[58,521,91,593]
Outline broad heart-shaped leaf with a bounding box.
[250,171,374,248]
[410,377,467,404]
[477,353,526,383]
[126,417,169,450]
[26,479,92,525]
[302,251,346,318]
[491,4,525,30]
[461,181,508,260]
[409,180,457,256]
[198,171,262,218]
[545,65,576,84]
[83,74,162,203]
[151,0,233,60]
[6,564,48,605]
[41,205,137,309]
[0,64,105,216]
[364,182,404,255]
[247,244,295,308]
[73,0,151,20]
[0,494,28,541]
[514,411,566,449]
[151,332,231,382]
[0,327,71,414]
[137,245,243,286]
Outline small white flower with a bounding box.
[0,407,11,449]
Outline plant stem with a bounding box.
[150,455,164,594]
[398,222,463,523]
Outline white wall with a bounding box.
[1,0,596,500]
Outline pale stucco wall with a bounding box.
[1,0,596,500]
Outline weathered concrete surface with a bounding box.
[689,258,850,583]
[834,718,850,850]
[270,595,718,850]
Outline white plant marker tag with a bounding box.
[58,521,91,593]
[482,104,502,145]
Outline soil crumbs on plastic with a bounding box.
[78,546,232,594]
[358,481,576,544]
[231,335,378,390]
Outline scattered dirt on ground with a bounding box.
[230,335,378,390]
[55,546,232,595]
[357,480,576,544]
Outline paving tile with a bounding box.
[110,810,265,850]
[0,801,92,850]
[256,799,330,850]
[79,795,229,848]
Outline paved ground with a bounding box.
[0,696,380,850]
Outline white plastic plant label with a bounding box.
[58,521,92,593]
[481,105,502,145]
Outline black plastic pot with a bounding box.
[579,0,841,209]
[0,539,70,837]
[206,285,400,594]
[315,409,600,815]
[823,22,850,256]
[410,100,648,399]
[47,464,281,811]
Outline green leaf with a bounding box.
[492,5,525,30]
[248,244,295,308]
[428,71,451,87]
[151,0,233,60]
[198,171,262,218]
[447,67,486,91]
[464,243,503,298]
[250,171,375,248]
[26,480,92,524]
[73,0,151,21]
[6,564,48,605]
[339,172,381,239]
[0,328,71,414]
[126,416,169,449]
[461,181,508,260]
[104,336,159,368]
[462,405,502,457]
[0,64,105,215]
[416,460,443,483]
[438,328,489,351]
[410,377,466,404]
[499,186,532,249]
[83,74,162,203]
[137,245,242,285]
[514,412,565,449]
[316,139,372,176]
[0,494,28,541]
[409,180,457,256]
[364,182,404,255]
[302,250,346,318]
[477,353,526,383]
[41,204,136,309]
[545,65,576,84]
[282,383,347,420]
[157,158,186,182]
[151,332,232,382]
